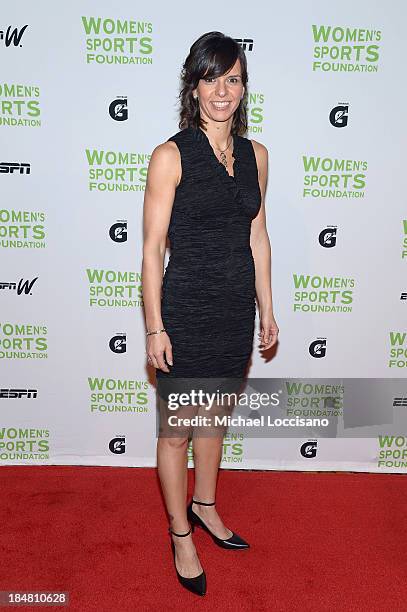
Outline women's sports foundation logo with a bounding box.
[81,16,153,65]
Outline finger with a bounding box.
[267,330,279,348]
[150,354,160,369]
[260,329,277,349]
[165,346,173,366]
[259,330,268,346]
[155,351,170,372]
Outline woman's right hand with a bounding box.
[146,331,173,372]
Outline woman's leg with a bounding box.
[157,436,189,532]
[157,390,203,578]
[191,431,233,540]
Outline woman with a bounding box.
[142,31,278,596]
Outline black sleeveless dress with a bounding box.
[156,125,261,390]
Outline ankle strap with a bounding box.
[192,498,215,506]
[168,526,191,537]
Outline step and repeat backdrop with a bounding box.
[1,2,406,472]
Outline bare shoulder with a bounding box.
[150,140,180,164]
[148,140,181,185]
[249,138,268,160]
[249,138,268,178]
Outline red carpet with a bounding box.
[1,466,406,611]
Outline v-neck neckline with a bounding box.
[196,127,238,181]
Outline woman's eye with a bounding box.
[202,76,241,84]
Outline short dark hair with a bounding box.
[178,31,248,136]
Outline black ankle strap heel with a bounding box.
[168,526,192,537]
[192,498,215,506]
[169,524,206,596]
[187,498,250,550]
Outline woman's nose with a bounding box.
[215,81,227,96]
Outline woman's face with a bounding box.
[193,58,244,125]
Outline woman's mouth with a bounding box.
[210,101,231,110]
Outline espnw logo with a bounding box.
[109,333,126,354]
[109,97,128,121]
[393,397,407,407]
[109,220,127,243]
[318,226,337,248]
[0,24,28,48]
[234,38,254,51]
[400,293,407,301]
[300,440,317,458]
[109,436,126,454]
[0,388,38,398]
[0,162,31,174]
[309,338,327,358]
[0,277,38,295]
[329,104,349,128]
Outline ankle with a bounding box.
[172,533,192,547]
[192,497,216,508]
[169,523,191,537]
[192,502,217,518]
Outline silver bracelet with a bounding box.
[146,328,166,336]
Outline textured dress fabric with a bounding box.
[156,125,261,395]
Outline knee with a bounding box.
[158,436,190,450]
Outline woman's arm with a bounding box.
[250,140,279,350]
[141,141,180,371]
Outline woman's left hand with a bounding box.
[258,311,279,350]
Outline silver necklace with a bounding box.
[211,135,233,169]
